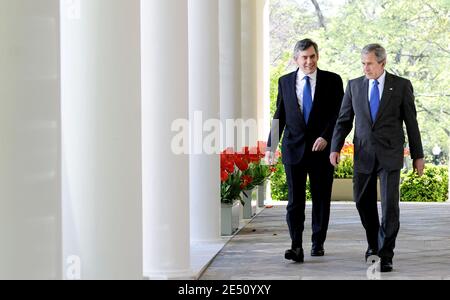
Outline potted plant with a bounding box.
[332,155,355,201]
[220,148,254,235]
[250,142,278,207]
[331,142,387,201]
[237,146,260,219]
[330,143,352,200]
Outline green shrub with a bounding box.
[270,161,311,201]
[306,178,311,201]
[334,156,354,179]
[270,162,288,201]
[270,157,450,203]
[400,166,449,202]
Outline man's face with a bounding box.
[295,46,319,75]
[362,52,385,80]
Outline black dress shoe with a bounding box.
[365,249,379,263]
[380,258,393,273]
[311,245,325,257]
[285,248,304,263]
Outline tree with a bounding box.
[270,0,322,66]
[270,0,450,164]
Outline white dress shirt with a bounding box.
[296,69,317,112]
[368,71,386,102]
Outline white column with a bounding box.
[241,0,259,147]
[61,0,142,280]
[189,0,221,242]
[220,0,242,149]
[0,0,62,280]
[141,0,192,279]
[256,0,271,141]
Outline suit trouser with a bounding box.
[284,155,334,248]
[354,161,401,259]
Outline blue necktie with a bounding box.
[370,80,380,122]
[303,76,313,124]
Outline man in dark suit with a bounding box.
[330,44,425,272]
[266,39,344,263]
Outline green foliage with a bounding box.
[249,162,274,188]
[271,161,449,202]
[270,0,322,67]
[270,0,450,164]
[221,172,243,205]
[334,156,354,179]
[270,53,292,116]
[306,177,312,201]
[270,161,312,201]
[269,0,450,202]
[270,162,288,201]
[400,166,449,202]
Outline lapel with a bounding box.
[312,69,323,114]
[373,72,394,125]
[290,69,306,127]
[362,78,373,124]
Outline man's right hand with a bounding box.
[330,152,341,167]
[265,151,277,166]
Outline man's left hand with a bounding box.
[413,158,425,177]
[312,138,328,152]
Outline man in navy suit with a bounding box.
[266,39,344,263]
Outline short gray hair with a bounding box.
[294,39,319,60]
[362,44,387,63]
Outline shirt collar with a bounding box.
[370,71,386,85]
[297,69,318,82]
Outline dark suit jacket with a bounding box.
[268,69,344,165]
[331,72,424,174]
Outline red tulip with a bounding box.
[221,170,229,182]
[222,160,235,173]
[257,141,267,152]
[249,147,259,155]
[240,175,253,189]
[235,157,249,172]
[223,147,235,155]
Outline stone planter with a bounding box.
[221,201,240,236]
[242,189,256,219]
[331,178,381,201]
[331,179,353,201]
[257,183,267,208]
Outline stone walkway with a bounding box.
[200,203,450,280]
